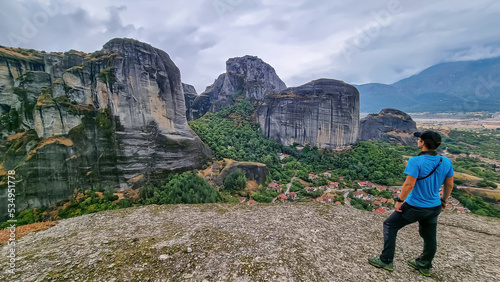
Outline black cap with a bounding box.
[414,131,441,149]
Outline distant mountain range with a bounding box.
[356,57,500,113]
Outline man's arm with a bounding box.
[399,175,417,200]
[395,175,417,212]
[441,176,454,209]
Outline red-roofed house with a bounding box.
[316,197,325,202]
[247,200,257,204]
[335,201,342,205]
[272,186,282,192]
[278,194,288,202]
[288,192,297,200]
[358,181,375,187]
[268,182,279,189]
[305,186,314,192]
[309,174,317,180]
[328,182,340,189]
[381,198,388,203]
[353,190,369,200]
[323,172,332,178]
[374,207,387,214]
[324,196,334,203]
[353,190,363,197]
[238,197,247,203]
[387,198,395,205]
[373,200,382,206]
[389,187,400,192]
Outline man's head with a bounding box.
[414,131,441,150]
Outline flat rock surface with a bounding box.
[1,203,499,281]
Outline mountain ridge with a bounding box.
[356,56,500,113]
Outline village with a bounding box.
[240,168,471,215]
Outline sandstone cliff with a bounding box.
[2,203,498,281]
[182,83,197,121]
[257,79,360,150]
[190,55,286,119]
[359,108,417,145]
[0,40,211,221]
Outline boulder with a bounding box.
[216,161,269,187]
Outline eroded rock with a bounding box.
[257,79,360,150]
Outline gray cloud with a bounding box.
[1,0,499,92]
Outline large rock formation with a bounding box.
[182,83,197,121]
[257,79,360,150]
[0,39,211,221]
[359,108,417,145]
[215,161,269,187]
[190,55,286,119]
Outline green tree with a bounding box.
[223,169,247,191]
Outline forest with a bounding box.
[188,99,412,186]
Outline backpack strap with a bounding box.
[417,157,443,181]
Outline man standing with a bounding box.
[368,131,454,277]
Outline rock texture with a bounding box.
[0,40,211,221]
[2,203,499,281]
[190,55,286,119]
[182,83,197,121]
[215,161,269,186]
[359,108,417,145]
[257,79,360,149]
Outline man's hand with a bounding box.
[395,201,403,212]
[441,199,446,210]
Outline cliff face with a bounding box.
[359,108,417,145]
[190,55,286,119]
[0,40,211,221]
[182,83,197,121]
[257,79,360,150]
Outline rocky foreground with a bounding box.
[1,203,499,281]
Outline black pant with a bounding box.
[380,202,441,268]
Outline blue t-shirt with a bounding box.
[404,154,454,208]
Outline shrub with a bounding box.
[223,169,247,191]
[118,198,131,208]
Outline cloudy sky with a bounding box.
[1,0,500,93]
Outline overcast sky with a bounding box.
[1,0,500,93]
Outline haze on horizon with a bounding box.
[1,0,500,93]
